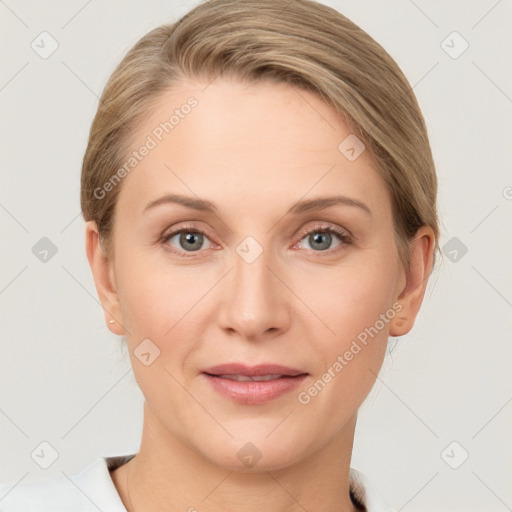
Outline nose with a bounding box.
[217,243,292,341]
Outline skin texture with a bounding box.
[86,78,435,512]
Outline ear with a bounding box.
[85,220,125,335]
[389,226,435,337]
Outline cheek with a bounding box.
[118,275,169,337]
[294,255,397,402]
[299,256,398,345]
[115,259,210,407]
[115,251,209,353]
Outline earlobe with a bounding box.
[85,221,125,335]
[389,226,435,337]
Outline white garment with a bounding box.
[0,454,396,511]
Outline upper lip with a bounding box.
[202,363,307,377]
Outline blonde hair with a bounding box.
[81,0,439,268]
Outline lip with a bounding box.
[202,363,308,405]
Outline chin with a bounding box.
[195,433,310,474]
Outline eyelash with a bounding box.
[160,222,353,259]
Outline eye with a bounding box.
[296,223,352,253]
[161,222,352,258]
[161,223,215,256]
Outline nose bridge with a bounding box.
[219,237,290,339]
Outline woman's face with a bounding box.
[89,78,422,471]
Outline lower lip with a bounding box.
[203,373,308,405]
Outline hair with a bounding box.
[80,0,439,269]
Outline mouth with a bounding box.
[201,363,308,405]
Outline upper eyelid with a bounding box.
[296,222,351,238]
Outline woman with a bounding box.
[0,0,438,510]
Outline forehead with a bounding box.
[116,77,388,217]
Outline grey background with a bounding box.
[1,1,511,510]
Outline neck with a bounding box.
[111,403,360,512]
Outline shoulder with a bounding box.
[0,454,135,512]
[349,468,397,512]
[0,475,82,512]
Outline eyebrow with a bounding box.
[143,193,372,216]
[144,194,217,213]
[288,196,372,216]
